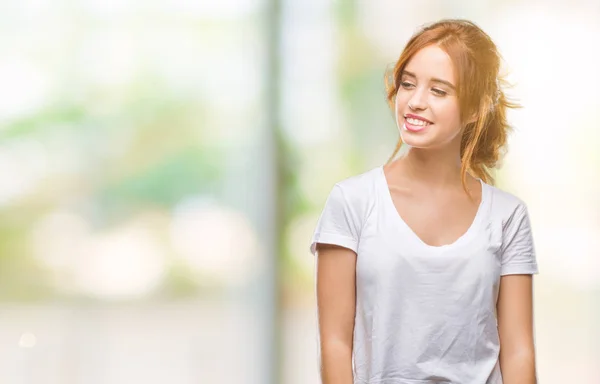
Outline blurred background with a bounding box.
[0,0,598,383]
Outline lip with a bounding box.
[403,114,433,132]
[405,114,433,124]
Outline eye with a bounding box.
[432,88,447,96]
[400,81,415,89]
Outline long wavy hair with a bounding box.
[385,19,520,192]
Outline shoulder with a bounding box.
[486,183,530,225]
[333,166,381,204]
[323,166,381,226]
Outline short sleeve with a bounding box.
[309,184,362,256]
[499,203,539,276]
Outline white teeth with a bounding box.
[406,117,429,126]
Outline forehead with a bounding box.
[404,44,456,83]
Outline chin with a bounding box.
[401,139,436,149]
[399,130,436,148]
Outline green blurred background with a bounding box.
[0,0,598,383]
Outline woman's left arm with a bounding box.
[497,274,537,384]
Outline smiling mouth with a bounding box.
[403,115,433,132]
[404,115,432,126]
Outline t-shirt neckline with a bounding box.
[378,165,488,253]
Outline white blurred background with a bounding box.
[0,0,598,383]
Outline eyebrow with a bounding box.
[402,70,456,90]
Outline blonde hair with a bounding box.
[385,19,520,193]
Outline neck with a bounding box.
[401,146,464,188]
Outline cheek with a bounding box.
[394,92,413,121]
[394,91,408,109]
[435,99,462,126]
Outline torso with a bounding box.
[351,165,502,383]
[310,165,534,383]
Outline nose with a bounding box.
[407,88,428,111]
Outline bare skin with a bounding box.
[316,243,356,384]
[383,155,482,248]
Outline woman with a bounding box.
[310,19,538,384]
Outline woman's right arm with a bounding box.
[316,243,357,384]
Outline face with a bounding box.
[395,44,463,149]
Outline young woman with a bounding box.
[310,20,538,384]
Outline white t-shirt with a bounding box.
[310,166,538,384]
